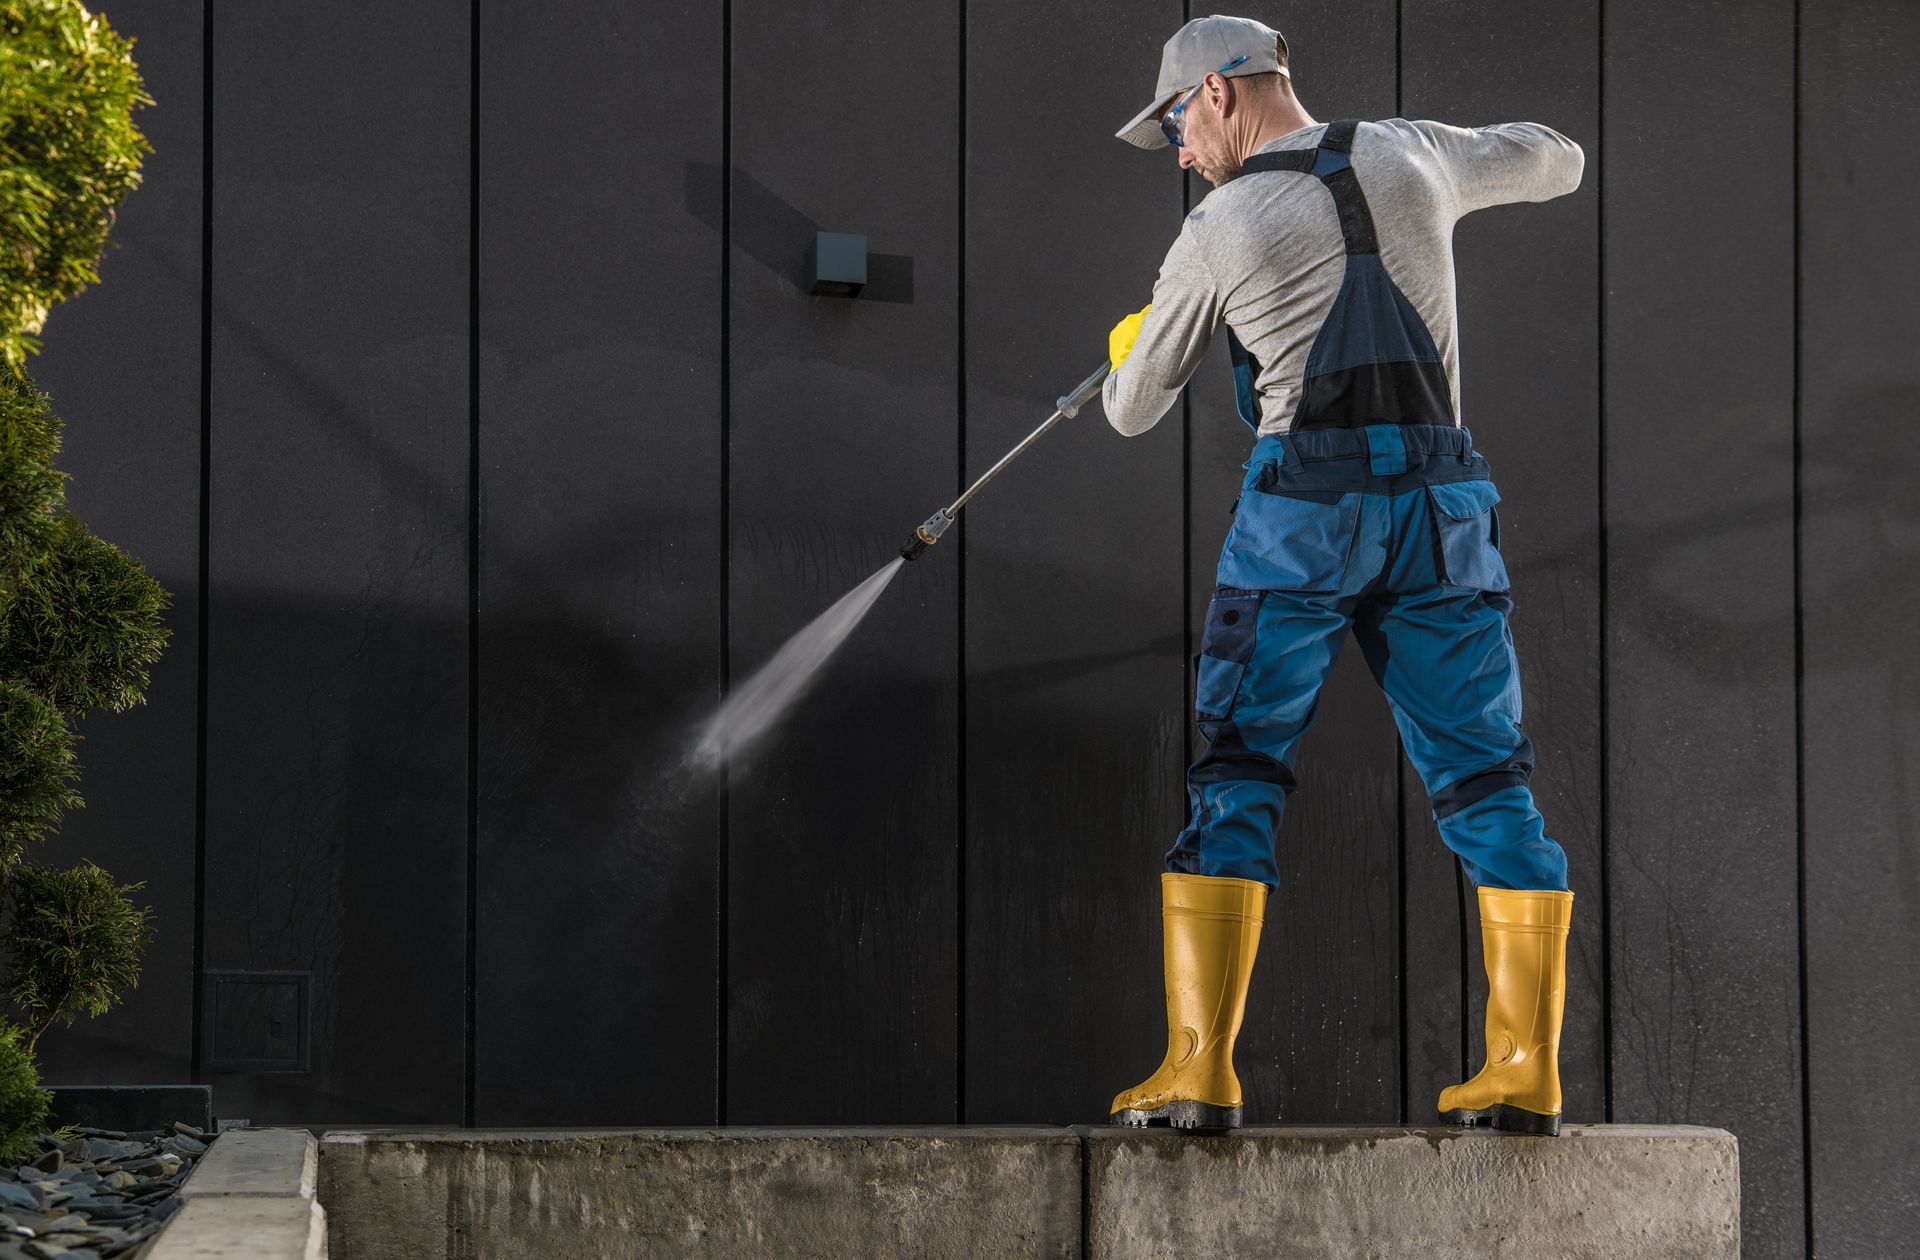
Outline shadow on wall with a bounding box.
[683,160,916,304]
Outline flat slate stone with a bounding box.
[1084,1124,1740,1260]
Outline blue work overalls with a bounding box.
[1169,118,1569,895]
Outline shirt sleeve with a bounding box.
[1101,214,1223,437]
[1408,119,1586,218]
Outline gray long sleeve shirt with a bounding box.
[1101,117,1586,437]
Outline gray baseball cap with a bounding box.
[1116,14,1290,150]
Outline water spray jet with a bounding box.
[690,358,1113,769]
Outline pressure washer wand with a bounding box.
[900,360,1112,560]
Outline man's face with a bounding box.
[1162,74,1233,186]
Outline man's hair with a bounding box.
[1229,33,1293,98]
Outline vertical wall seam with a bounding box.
[464,0,480,1130]
[1079,1129,1092,1260]
[955,0,968,1126]
[1597,0,1614,1127]
[1455,870,1467,1079]
[191,0,213,1088]
[1792,1,1813,1254]
[1394,0,1409,1126]
[1180,3,1193,771]
[718,0,734,1128]
[1396,754,1408,1122]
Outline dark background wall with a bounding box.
[23,3,1915,1258]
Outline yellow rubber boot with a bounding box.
[1109,871,1267,1132]
[1438,885,1575,1136]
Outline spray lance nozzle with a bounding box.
[900,509,954,561]
[898,359,1111,561]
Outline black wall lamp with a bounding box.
[807,231,868,297]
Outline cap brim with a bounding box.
[1116,91,1178,149]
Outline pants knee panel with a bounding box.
[1431,734,1535,820]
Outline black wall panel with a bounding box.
[202,1,471,1122]
[1180,2,1407,1126]
[1603,5,1804,1258]
[29,0,205,1086]
[723,0,961,1122]
[962,0,1189,1125]
[14,4,1918,1252]
[474,0,723,1124]
[1800,2,1920,1255]
[1400,0,1607,1125]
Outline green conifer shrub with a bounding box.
[2,860,155,1055]
[0,1,167,1123]
[0,1019,52,1165]
[0,0,155,371]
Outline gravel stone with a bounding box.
[0,1117,215,1259]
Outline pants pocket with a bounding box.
[1195,654,1248,720]
[1426,478,1511,592]
[1193,588,1262,719]
[1217,485,1363,592]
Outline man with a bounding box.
[1101,14,1586,1136]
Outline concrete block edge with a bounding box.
[146,1127,326,1260]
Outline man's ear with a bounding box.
[1208,72,1235,117]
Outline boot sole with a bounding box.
[1441,1103,1561,1136]
[1109,1100,1242,1133]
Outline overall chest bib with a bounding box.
[1224,116,1455,434]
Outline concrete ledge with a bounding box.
[146,1126,328,1259]
[179,1127,319,1198]
[313,1124,1738,1260]
[1085,1124,1740,1259]
[317,1126,1080,1259]
[143,1195,327,1260]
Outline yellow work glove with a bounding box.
[1109,303,1152,371]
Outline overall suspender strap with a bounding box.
[1234,148,1316,177]
[1230,120,1383,265]
[1223,124,1361,433]
[1309,118,1381,255]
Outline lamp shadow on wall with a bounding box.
[682,161,915,304]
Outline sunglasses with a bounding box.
[1160,54,1250,147]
